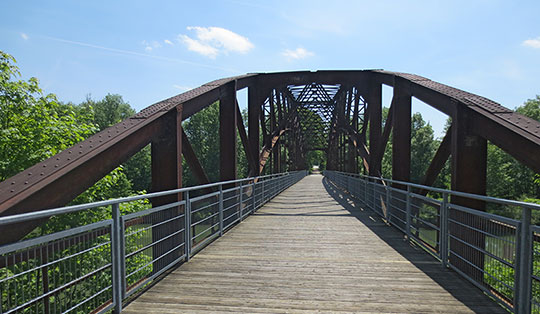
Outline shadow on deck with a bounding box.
[123,174,505,313]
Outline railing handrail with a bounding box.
[0,172,297,226]
[0,170,308,314]
[330,170,540,211]
[324,170,537,314]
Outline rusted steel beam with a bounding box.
[259,70,370,89]
[392,77,412,185]
[248,84,261,176]
[419,125,452,194]
[368,80,382,176]
[369,71,455,116]
[258,129,288,173]
[219,81,237,182]
[2,68,540,250]
[345,128,370,172]
[0,117,165,245]
[181,128,210,185]
[468,106,540,174]
[151,107,183,275]
[450,105,487,285]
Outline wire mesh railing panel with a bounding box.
[410,194,441,256]
[222,187,241,230]
[191,193,220,248]
[240,184,254,219]
[324,170,539,314]
[0,220,114,314]
[373,184,386,217]
[122,200,185,297]
[254,182,264,210]
[388,188,408,233]
[532,226,540,314]
[448,203,519,309]
[0,171,307,313]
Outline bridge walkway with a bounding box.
[123,174,505,313]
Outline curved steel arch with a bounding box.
[1,70,540,246]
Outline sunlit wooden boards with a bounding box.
[124,175,505,313]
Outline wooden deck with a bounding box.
[124,174,505,313]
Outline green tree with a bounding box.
[410,113,438,183]
[378,110,439,183]
[182,102,221,186]
[0,51,97,181]
[487,96,540,200]
[80,94,135,131]
[78,94,151,192]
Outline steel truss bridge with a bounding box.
[0,70,539,313]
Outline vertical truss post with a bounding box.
[349,88,360,173]
[392,77,411,185]
[368,80,382,176]
[450,105,487,285]
[273,140,281,173]
[220,81,237,182]
[248,83,260,176]
[150,107,183,275]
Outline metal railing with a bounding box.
[325,170,539,314]
[0,171,307,314]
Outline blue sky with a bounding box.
[2,0,540,137]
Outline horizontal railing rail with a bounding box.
[0,171,307,314]
[324,170,539,314]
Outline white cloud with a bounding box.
[179,34,219,58]
[142,40,161,52]
[523,36,540,49]
[282,47,314,60]
[164,39,173,45]
[21,33,29,40]
[179,26,254,58]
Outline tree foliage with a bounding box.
[0,51,97,181]
[79,94,135,131]
[487,96,540,200]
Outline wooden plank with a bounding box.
[124,175,506,314]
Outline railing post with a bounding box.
[185,191,191,262]
[372,180,376,210]
[386,184,391,223]
[406,185,412,241]
[262,180,265,204]
[252,180,256,213]
[364,178,368,205]
[440,192,449,267]
[239,181,244,222]
[111,203,124,314]
[219,184,224,236]
[515,207,533,314]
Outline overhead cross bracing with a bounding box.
[288,83,338,151]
